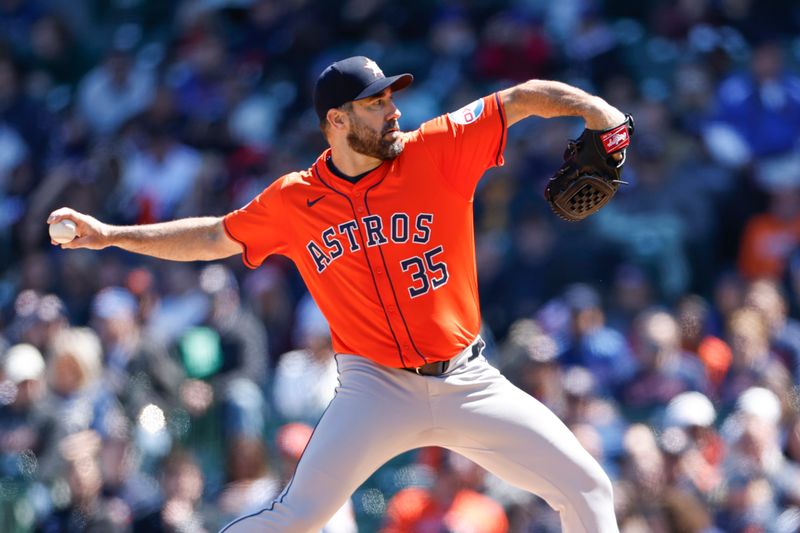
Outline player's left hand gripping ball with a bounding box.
[544,114,634,222]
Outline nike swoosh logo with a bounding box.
[306,195,326,207]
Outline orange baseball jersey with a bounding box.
[223,94,507,367]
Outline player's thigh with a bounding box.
[437,368,617,532]
[438,362,608,494]
[292,356,435,487]
[293,369,426,485]
[223,357,431,532]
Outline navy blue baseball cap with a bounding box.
[313,56,413,122]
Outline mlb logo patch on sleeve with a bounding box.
[449,99,485,125]
[600,124,630,154]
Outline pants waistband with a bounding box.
[402,337,485,376]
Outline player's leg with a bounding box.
[220,354,432,533]
[433,356,619,533]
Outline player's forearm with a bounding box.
[49,207,242,260]
[500,80,624,129]
[104,217,236,261]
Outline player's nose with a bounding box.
[385,100,401,121]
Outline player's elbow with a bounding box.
[201,219,242,261]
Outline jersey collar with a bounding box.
[313,148,392,194]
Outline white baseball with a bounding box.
[49,219,77,244]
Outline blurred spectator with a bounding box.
[198,264,269,386]
[37,430,128,532]
[743,278,800,380]
[671,62,716,135]
[133,449,215,533]
[473,11,554,83]
[650,0,715,41]
[216,436,280,521]
[617,424,668,531]
[381,451,508,533]
[499,318,565,416]
[0,120,30,235]
[661,391,726,499]
[0,343,60,481]
[717,475,780,533]
[659,487,716,533]
[5,291,69,352]
[720,306,791,409]
[709,270,747,335]
[274,422,313,485]
[556,283,637,395]
[0,55,53,166]
[738,186,800,280]
[174,264,270,441]
[784,415,800,475]
[168,263,269,445]
[272,294,336,424]
[144,263,208,345]
[175,324,266,441]
[622,308,708,417]
[703,40,800,174]
[91,286,184,422]
[560,5,619,84]
[24,14,88,88]
[242,264,296,361]
[0,0,42,52]
[675,294,733,393]
[116,121,204,224]
[99,428,161,527]
[43,327,125,440]
[606,263,655,334]
[171,32,230,125]
[561,366,627,471]
[487,211,560,336]
[77,49,155,136]
[718,387,799,531]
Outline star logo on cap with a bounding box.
[364,59,383,78]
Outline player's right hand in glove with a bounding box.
[544,114,634,222]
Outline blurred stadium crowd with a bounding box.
[1,0,800,531]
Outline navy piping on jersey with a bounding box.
[494,92,507,166]
[218,357,343,532]
[312,165,408,367]
[326,155,371,183]
[222,217,258,269]
[364,181,429,367]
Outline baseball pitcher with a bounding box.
[48,56,632,532]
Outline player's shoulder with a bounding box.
[400,128,423,147]
[276,169,314,190]
[412,94,497,139]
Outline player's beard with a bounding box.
[346,114,404,160]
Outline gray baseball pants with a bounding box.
[221,339,619,532]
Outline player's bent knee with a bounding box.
[592,466,614,500]
[580,460,615,512]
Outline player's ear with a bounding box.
[327,109,347,131]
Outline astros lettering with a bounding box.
[306,212,433,273]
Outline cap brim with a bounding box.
[354,73,414,101]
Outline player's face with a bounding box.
[346,90,403,160]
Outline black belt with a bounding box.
[403,339,484,376]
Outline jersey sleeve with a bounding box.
[417,93,507,199]
[223,177,291,269]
